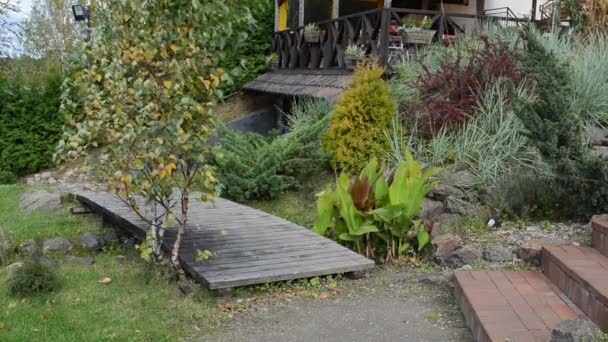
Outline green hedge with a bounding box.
[0,68,64,176]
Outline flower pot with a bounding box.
[344,56,363,70]
[400,29,436,45]
[304,31,320,43]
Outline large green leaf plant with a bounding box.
[314,151,440,263]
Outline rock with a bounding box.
[7,261,23,271]
[444,171,478,189]
[517,241,543,265]
[39,171,52,180]
[115,255,127,264]
[428,184,463,202]
[416,272,452,287]
[82,233,105,250]
[592,146,608,158]
[0,240,15,255]
[431,213,461,238]
[482,246,513,262]
[179,285,193,296]
[442,246,480,268]
[64,256,95,266]
[421,199,445,221]
[432,234,462,261]
[42,238,73,254]
[19,190,62,212]
[103,229,120,244]
[551,320,597,342]
[19,240,39,255]
[38,255,59,268]
[455,264,473,272]
[591,127,608,146]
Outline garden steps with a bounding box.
[593,217,608,256]
[542,245,608,331]
[454,270,587,342]
[455,236,608,341]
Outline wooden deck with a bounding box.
[73,191,375,289]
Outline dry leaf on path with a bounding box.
[99,277,112,284]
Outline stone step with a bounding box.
[454,270,587,342]
[593,217,608,256]
[542,245,608,331]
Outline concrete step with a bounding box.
[542,245,608,331]
[593,217,608,256]
[454,270,587,342]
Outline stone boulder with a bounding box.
[19,190,62,212]
[0,240,15,255]
[82,233,105,251]
[65,256,95,266]
[19,240,39,256]
[517,241,543,265]
[591,127,608,146]
[431,213,461,238]
[428,184,463,202]
[43,238,73,254]
[421,198,445,221]
[432,234,462,261]
[482,246,513,262]
[441,246,480,268]
[38,255,59,268]
[444,171,478,189]
[551,320,597,342]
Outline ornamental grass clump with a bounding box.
[322,62,396,173]
[6,258,60,297]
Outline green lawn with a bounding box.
[0,185,225,341]
[248,172,334,229]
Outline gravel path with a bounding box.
[201,268,472,342]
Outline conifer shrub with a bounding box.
[322,62,396,172]
[515,29,608,218]
[6,258,60,297]
[215,98,331,202]
[0,170,17,184]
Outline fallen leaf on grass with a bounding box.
[319,293,329,300]
[99,277,112,284]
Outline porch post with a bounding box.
[379,8,390,67]
[274,0,280,31]
[332,0,339,18]
[384,0,392,8]
[299,0,305,26]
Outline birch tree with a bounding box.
[56,0,254,269]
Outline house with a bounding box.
[244,0,557,99]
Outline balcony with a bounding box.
[271,7,526,71]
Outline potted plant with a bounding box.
[398,16,436,45]
[266,53,279,70]
[344,44,366,70]
[304,23,320,43]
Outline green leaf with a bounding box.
[417,224,430,252]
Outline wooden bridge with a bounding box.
[73,191,375,290]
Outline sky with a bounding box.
[3,0,33,55]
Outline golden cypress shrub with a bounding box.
[322,62,396,172]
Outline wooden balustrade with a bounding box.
[271,8,527,71]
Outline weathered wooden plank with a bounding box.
[204,260,372,289]
[73,190,375,289]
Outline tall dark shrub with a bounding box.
[412,37,523,136]
[515,29,608,218]
[0,67,64,175]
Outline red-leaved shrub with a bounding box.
[411,37,523,136]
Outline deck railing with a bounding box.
[271,7,527,71]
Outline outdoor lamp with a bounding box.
[72,5,89,22]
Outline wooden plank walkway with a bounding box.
[73,190,375,289]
